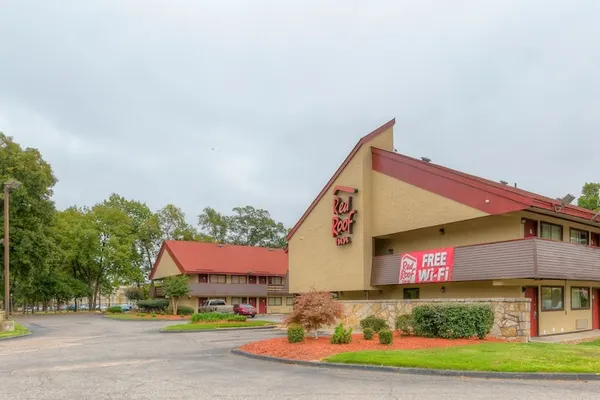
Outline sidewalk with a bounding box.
[530,329,600,343]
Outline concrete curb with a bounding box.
[230,348,600,381]
[160,325,278,333]
[0,331,33,341]
[102,316,190,322]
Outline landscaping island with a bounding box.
[164,320,274,331]
[104,313,190,321]
[0,322,30,339]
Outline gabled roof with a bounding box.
[286,118,396,240]
[149,241,288,280]
[372,147,600,224]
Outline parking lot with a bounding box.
[1,314,599,400]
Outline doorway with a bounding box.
[248,297,257,309]
[593,289,600,330]
[525,287,539,337]
[523,219,538,238]
[258,298,267,314]
[591,233,599,247]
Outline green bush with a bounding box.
[137,299,169,313]
[167,305,194,316]
[107,306,123,313]
[379,329,393,345]
[395,314,413,335]
[330,323,353,344]
[363,327,374,340]
[190,312,246,323]
[287,324,305,343]
[412,303,494,339]
[359,315,389,332]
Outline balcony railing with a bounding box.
[371,237,600,285]
[267,285,287,293]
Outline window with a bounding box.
[570,229,589,245]
[268,276,283,286]
[208,298,226,305]
[209,274,226,284]
[541,286,564,311]
[403,288,420,299]
[571,287,590,310]
[286,297,294,306]
[231,275,248,284]
[540,222,563,241]
[268,297,282,306]
[231,297,241,305]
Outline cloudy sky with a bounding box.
[1,1,598,227]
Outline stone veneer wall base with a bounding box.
[338,298,531,341]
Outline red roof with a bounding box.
[149,241,288,280]
[372,148,600,224]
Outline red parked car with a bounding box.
[233,303,257,318]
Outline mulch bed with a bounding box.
[240,332,504,361]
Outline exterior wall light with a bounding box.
[440,286,446,293]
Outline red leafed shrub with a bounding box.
[284,291,344,338]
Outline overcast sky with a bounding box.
[1,1,598,227]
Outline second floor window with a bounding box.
[570,229,589,245]
[268,276,283,286]
[540,222,562,241]
[209,274,226,284]
[231,275,248,284]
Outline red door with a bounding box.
[591,233,599,247]
[258,298,267,314]
[248,297,257,308]
[248,276,257,284]
[198,274,208,283]
[197,297,208,310]
[259,276,267,285]
[593,289,600,330]
[524,219,538,238]
[525,287,539,337]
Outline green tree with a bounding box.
[197,205,287,248]
[163,275,190,315]
[578,182,600,212]
[0,133,57,310]
[124,286,145,302]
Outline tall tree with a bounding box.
[578,182,600,212]
[197,206,228,243]
[0,133,57,308]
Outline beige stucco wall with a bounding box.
[288,126,394,293]
[152,251,181,279]
[371,171,488,237]
[376,213,523,255]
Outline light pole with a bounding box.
[3,180,21,315]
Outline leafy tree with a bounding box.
[163,275,190,315]
[285,291,344,338]
[0,133,57,310]
[198,205,287,248]
[578,182,600,212]
[124,286,145,302]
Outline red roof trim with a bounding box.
[372,148,600,223]
[287,119,395,240]
[148,242,186,280]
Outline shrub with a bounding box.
[190,312,246,323]
[287,324,305,343]
[167,305,194,316]
[330,323,352,344]
[124,286,145,302]
[379,329,393,345]
[359,315,388,333]
[285,291,344,338]
[412,303,494,339]
[137,299,169,313]
[151,313,157,318]
[107,306,123,313]
[363,327,374,340]
[395,314,413,336]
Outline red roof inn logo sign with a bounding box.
[331,186,358,246]
[398,247,455,284]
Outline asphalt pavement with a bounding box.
[1,314,599,400]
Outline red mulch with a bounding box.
[240,332,504,361]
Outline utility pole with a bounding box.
[3,180,21,315]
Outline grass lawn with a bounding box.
[326,342,600,373]
[0,322,30,339]
[163,321,275,331]
[579,339,600,347]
